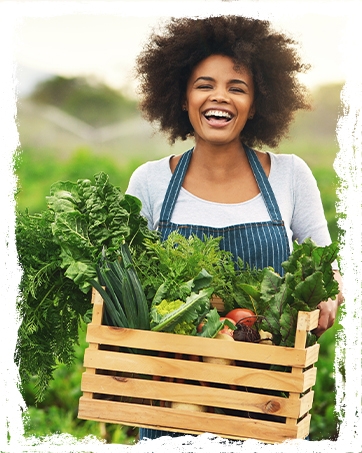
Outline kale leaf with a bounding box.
[47,172,158,293]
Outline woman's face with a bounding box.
[184,54,255,148]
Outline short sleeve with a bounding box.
[290,155,332,246]
[126,163,154,230]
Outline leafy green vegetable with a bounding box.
[151,299,195,335]
[47,172,158,293]
[258,238,340,346]
[133,232,236,312]
[16,172,158,400]
[197,308,235,338]
[15,209,90,401]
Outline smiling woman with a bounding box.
[126,14,344,442]
[184,55,255,150]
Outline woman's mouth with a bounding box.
[203,109,234,127]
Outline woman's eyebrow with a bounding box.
[193,76,249,87]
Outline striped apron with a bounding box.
[139,144,290,441]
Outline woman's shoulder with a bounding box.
[126,154,174,198]
[132,154,173,176]
[269,151,312,175]
[253,149,308,176]
[128,155,173,184]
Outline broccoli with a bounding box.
[150,289,213,334]
[151,299,197,335]
[156,299,185,316]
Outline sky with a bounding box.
[14,2,350,98]
[1,1,361,452]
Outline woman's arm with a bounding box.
[313,270,344,337]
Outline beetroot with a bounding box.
[233,323,260,343]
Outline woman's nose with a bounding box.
[209,87,230,103]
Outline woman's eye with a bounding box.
[230,87,245,93]
[197,85,213,89]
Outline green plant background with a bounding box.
[15,77,344,443]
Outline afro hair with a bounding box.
[135,15,311,148]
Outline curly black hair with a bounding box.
[135,15,311,148]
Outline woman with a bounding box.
[126,15,343,441]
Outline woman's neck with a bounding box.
[190,142,249,180]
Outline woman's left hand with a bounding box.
[313,270,344,337]
[313,298,339,337]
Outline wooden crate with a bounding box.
[78,288,320,443]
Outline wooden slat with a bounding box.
[83,349,313,393]
[297,310,319,332]
[296,414,311,440]
[299,391,314,418]
[285,367,303,428]
[304,343,320,367]
[78,397,303,443]
[90,287,104,326]
[81,372,304,418]
[210,295,224,312]
[301,367,317,392]
[86,325,318,368]
[295,310,319,349]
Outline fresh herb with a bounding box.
[15,209,89,401]
[133,232,236,312]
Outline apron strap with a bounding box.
[244,144,283,223]
[159,148,193,222]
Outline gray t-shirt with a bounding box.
[126,151,335,264]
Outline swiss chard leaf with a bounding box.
[260,239,340,346]
[293,271,328,308]
[260,281,293,345]
[279,304,299,347]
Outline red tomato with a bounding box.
[219,317,236,337]
[226,308,257,327]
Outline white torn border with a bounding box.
[0,1,361,452]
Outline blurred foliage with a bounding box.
[15,147,144,213]
[288,83,343,141]
[14,79,345,444]
[29,75,138,127]
[22,323,138,445]
[310,317,342,441]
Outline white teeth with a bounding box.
[204,110,232,119]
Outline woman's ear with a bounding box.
[248,105,256,119]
